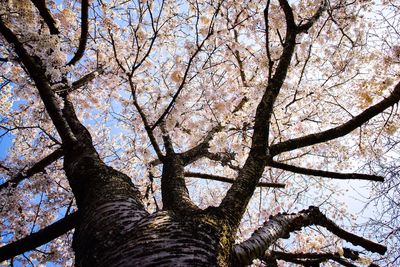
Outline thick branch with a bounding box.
[0,148,63,191]
[67,0,89,66]
[61,95,94,145]
[0,212,78,262]
[55,68,104,95]
[269,160,384,182]
[161,156,198,212]
[184,172,285,188]
[30,0,60,35]
[233,206,386,266]
[321,213,386,255]
[296,0,327,33]
[180,125,223,165]
[160,125,197,211]
[219,0,304,227]
[269,252,356,267]
[270,81,400,156]
[268,250,379,267]
[0,19,76,144]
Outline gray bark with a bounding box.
[233,207,386,266]
[76,211,226,266]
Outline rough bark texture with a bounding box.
[75,210,233,266]
[233,207,386,266]
[66,152,235,266]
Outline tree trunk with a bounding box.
[75,209,233,266]
[62,142,233,266]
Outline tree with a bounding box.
[0,0,399,266]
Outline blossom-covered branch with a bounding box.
[184,172,285,188]
[219,0,327,228]
[270,81,400,156]
[30,0,59,35]
[269,160,384,182]
[233,206,386,266]
[0,19,77,144]
[0,148,63,191]
[0,212,78,262]
[151,1,223,130]
[129,79,164,160]
[67,0,89,66]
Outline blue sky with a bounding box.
[0,128,12,160]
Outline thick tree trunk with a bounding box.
[62,143,233,266]
[75,209,232,266]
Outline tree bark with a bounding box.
[64,154,234,266]
[75,209,234,266]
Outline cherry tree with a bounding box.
[0,0,399,266]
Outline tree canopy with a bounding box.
[0,0,400,266]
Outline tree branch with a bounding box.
[128,78,164,160]
[268,249,380,267]
[268,251,357,267]
[296,0,328,33]
[179,125,223,165]
[219,0,322,228]
[54,68,104,95]
[269,160,384,182]
[161,156,199,212]
[184,172,285,188]
[67,0,89,66]
[270,81,400,156]
[61,95,94,145]
[233,206,386,266]
[0,148,63,191]
[0,19,77,144]
[30,0,60,35]
[264,0,274,81]
[160,122,197,211]
[0,212,78,262]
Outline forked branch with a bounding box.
[180,125,223,165]
[296,0,328,33]
[219,0,326,227]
